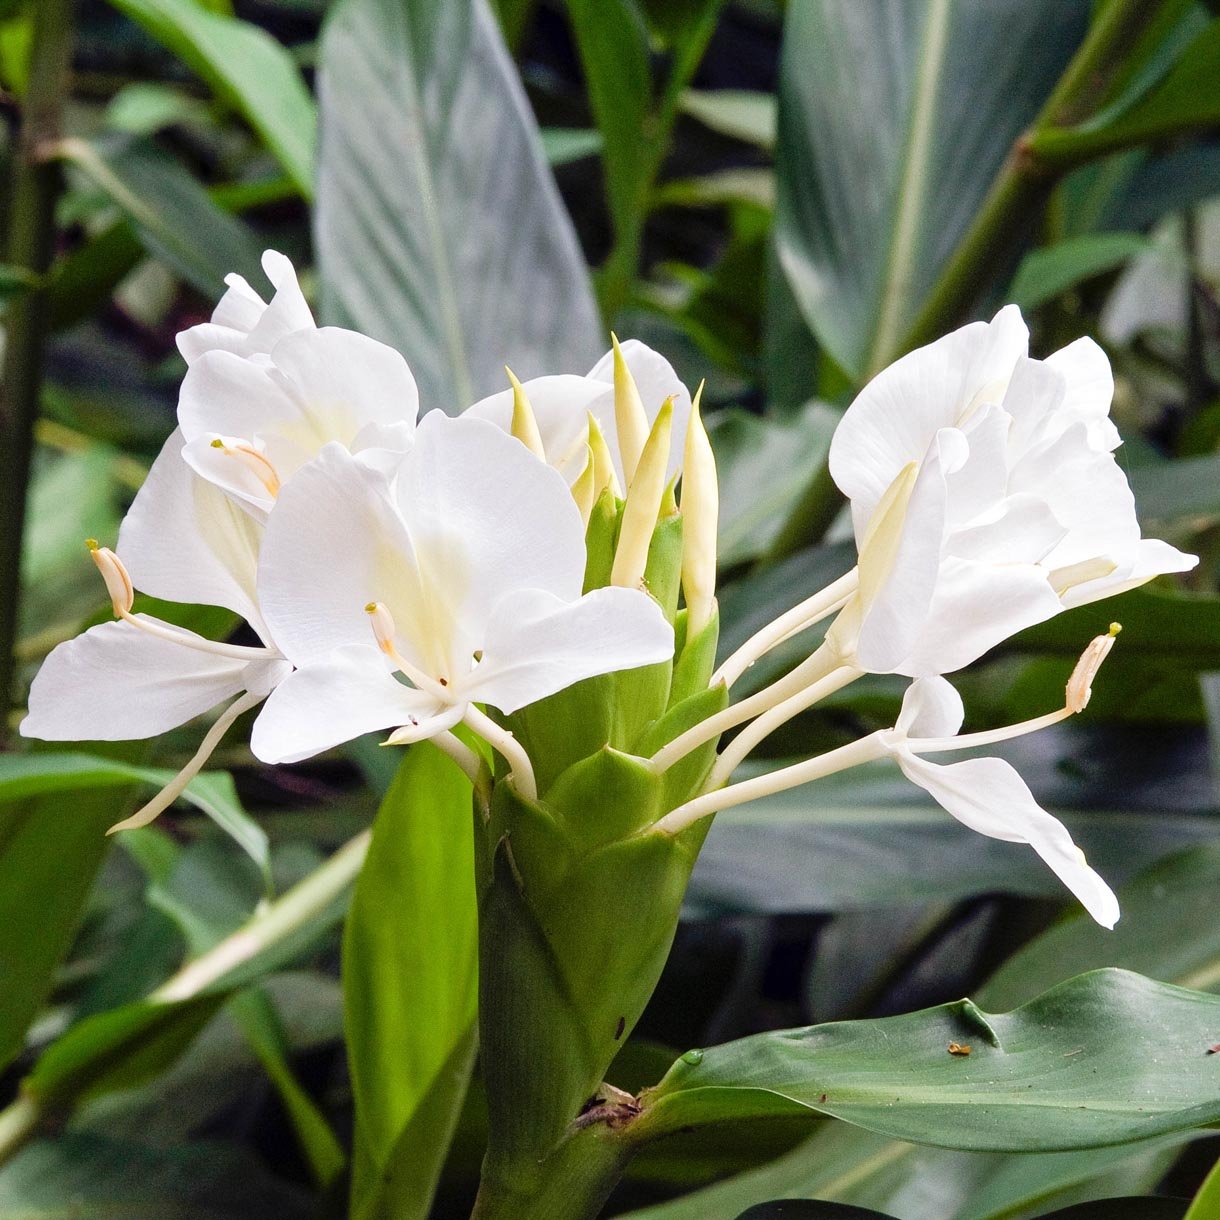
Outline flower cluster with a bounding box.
[23,254,1195,925]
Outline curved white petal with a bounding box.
[177,250,314,364]
[1060,537,1199,608]
[180,434,277,519]
[250,643,447,764]
[895,750,1119,928]
[895,676,964,739]
[178,350,301,450]
[257,443,417,666]
[461,585,675,713]
[465,374,608,482]
[830,305,1028,522]
[948,494,1067,566]
[118,431,267,636]
[394,414,586,656]
[1044,336,1121,452]
[21,619,249,741]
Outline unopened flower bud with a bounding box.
[209,435,281,497]
[611,333,649,484]
[587,412,622,500]
[571,445,597,528]
[611,397,673,592]
[680,383,717,636]
[87,539,134,616]
[506,367,546,461]
[1066,623,1120,714]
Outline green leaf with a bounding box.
[736,1205,895,1219]
[540,126,603,166]
[0,1132,314,1219]
[1186,1154,1220,1219]
[1008,233,1149,312]
[679,88,776,151]
[1036,1203,1188,1219]
[1129,454,1220,526]
[315,0,601,414]
[60,136,264,297]
[103,0,316,194]
[774,0,1089,379]
[344,743,478,1220]
[634,970,1220,1152]
[1032,19,1220,166]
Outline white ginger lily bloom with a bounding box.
[21,434,290,829]
[828,305,1196,676]
[249,413,675,787]
[883,675,1120,929]
[464,338,691,488]
[178,325,420,520]
[177,249,314,365]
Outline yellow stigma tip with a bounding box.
[1109,622,1122,637]
[364,602,378,614]
[85,538,99,551]
[210,437,225,449]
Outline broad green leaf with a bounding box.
[774,0,1089,379]
[680,88,776,151]
[315,0,601,414]
[60,136,264,296]
[1129,454,1220,526]
[634,970,1220,1152]
[103,0,315,194]
[1008,233,1149,312]
[344,744,478,1220]
[0,1132,314,1219]
[1032,19,1220,166]
[1036,1203,1189,1219]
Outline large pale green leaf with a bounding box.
[315,0,601,413]
[633,971,1220,1152]
[103,0,315,194]
[1008,233,1150,312]
[774,0,1089,379]
[344,743,478,1220]
[1186,1155,1220,1220]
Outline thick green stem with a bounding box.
[0,829,370,1166]
[894,0,1172,366]
[0,0,74,741]
[470,1123,633,1220]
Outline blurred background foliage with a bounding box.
[3,0,1220,1216]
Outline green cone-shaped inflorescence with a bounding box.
[471,380,727,1213]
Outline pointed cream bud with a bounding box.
[571,444,597,528]
[611,333,650,484]
[506,367,546,461]
[210,436,281,497]
[680,383,717,636]
[1066,623,1120,714]
[586,411,622,499]
[611,396,674,591]
[365,601,398,656]
[87,539,134,616]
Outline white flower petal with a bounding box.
[948,494,1067,566]
[257,443,419,665]
[21,619,250,741]
[394,414,587,651]
[1060,537,1199,608]
[461,585,674,713]
[830,306,1028,523]
[1045,336,1121,451]
[895,750,1119,928]
[250,644,447,764]
[895,676,964,740]
[118,431,267,636]
[178,350,301,451]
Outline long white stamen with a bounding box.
[708,665,861,788]
[364,601,450,699]
[713,569,859,689]
[431,729,487,792]
[107,688,264,834]
[209,436,281,497]
[462,704,537,801]
[649,639,842,774]
[653,733,888,837]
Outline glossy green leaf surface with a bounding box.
[634,971,1220,1152]
[103,0,316,193]
[343,744,478,1220]
[774,0,1088,378]
[315,0,601,413]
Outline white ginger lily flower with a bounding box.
[828,305,1196,676]
[883,675,1119,929]
[177,249,314,365]
[464,338,691,488]
[21,434,290,829]
[178,325,420,520]
[249,413,675,791]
